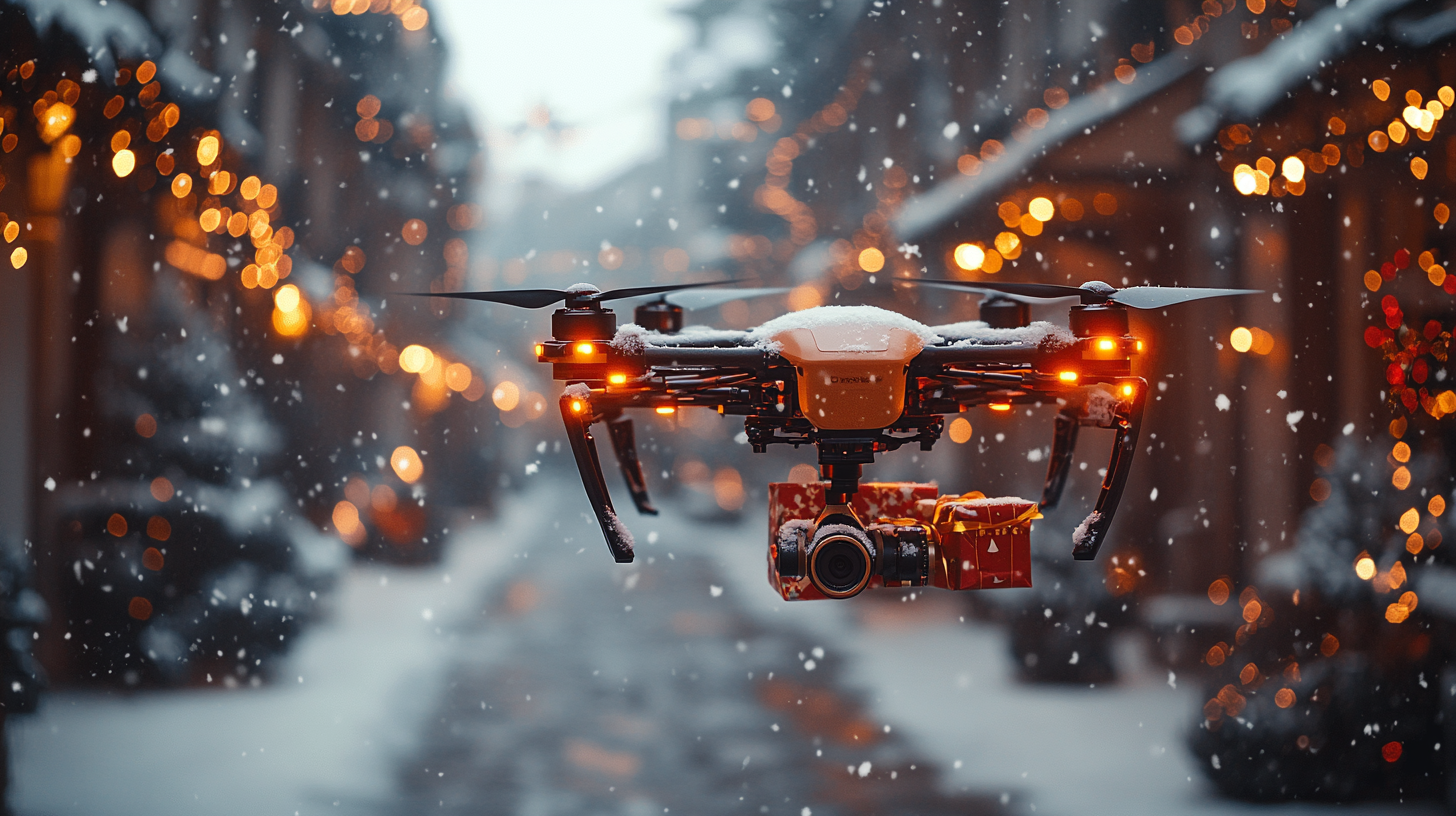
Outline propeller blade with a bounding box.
[400,289,570,309]
[903,280,1078,304]
[905,278,1262,309]
[908,279,1093,302]
[592,279,746,303]
[1108,286,1263,310]
[398,279,745,310]
[665,286,791,311]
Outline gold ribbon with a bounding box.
[932,495,1042,535]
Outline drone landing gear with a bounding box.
[1038,380,1147,561]
[560,396,635,563]
[605,415,658,515]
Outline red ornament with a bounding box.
[1382,262,1398,280]
[1395,248,1411,268]
[1387,311,1404,329]
[1414,358,1429,383]
[1383,741,1403,763]
[1445,275,1456,295]
[1425,320,1443,340]
[1365,326,1387,348]
[1382,295,1401,314]
[1388,363,1407,385]
[1403,388,1420,412]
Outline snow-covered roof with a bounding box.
[1176,0,1421,144]
[893,52,1198,241]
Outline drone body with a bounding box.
[422,278,1254,600]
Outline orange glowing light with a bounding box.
[10,248,26,270]
[534,344,544,357]
[575,342,595,356]
[332,500,363,543]
[947,416,973,444]
[572,400,586,414]
[858,247,885,273]
[107,513,128,537]
[390,446,424,483]
[1355,553,1377,580]
[1027,197,1055,222]
[112,149,136,178]
[196,135,220,166]
[1401,507,1420,533]
[989,403,1012,412]
[1058,371,1078,383]
[655,406,676,415]
[444,363,472,392]
[398,344,433,374]
[608,373,628,385]
[1120,384,1135,397]
[146,516,171,541]
[1096,338,1117,351]
[272,303,310,337]
[1134,340,1145,352]
[274,284,301,313]
[150,477,174,502]
[492,381,520,411]
[402,218,428,246]
[953,243,985,271]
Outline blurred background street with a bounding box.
[2,0,1456,812]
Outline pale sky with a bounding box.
[429,0,695,199]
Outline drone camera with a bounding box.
[774,508,932,599]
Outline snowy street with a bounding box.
[11,482,1439,815]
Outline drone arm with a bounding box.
[1040,411,1080,510]
[1072,379,1147,561]
[559,396,635,563]
[642,347,769,369]
[605,415,658,516]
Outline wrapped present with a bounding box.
[930,494,1039,590]
[768,480,938,543]
[767,481,937,601]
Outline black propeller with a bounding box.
[908,279,1260,309]
[404,279,745,310]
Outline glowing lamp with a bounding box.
[575,342,595,356]
[1135,340,1145,352]
[1057,371,1078,383]
[655,406,677,415]
[608,373,628,385]
[571,400,585,414]
[1120,383,1135,397]
[1096,338,1117,351]
[989,403,1012,412]
[534,344,544,357]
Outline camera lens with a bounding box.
[808,529,872,598]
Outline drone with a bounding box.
[420,278,1254,599]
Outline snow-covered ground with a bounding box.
[11,482,1441,815]
[9,496,526,816]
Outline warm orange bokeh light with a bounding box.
[391,446,424,483]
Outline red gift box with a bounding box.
[768,481,938,543]
[930,494,1038,590]
[767,481,937,601]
